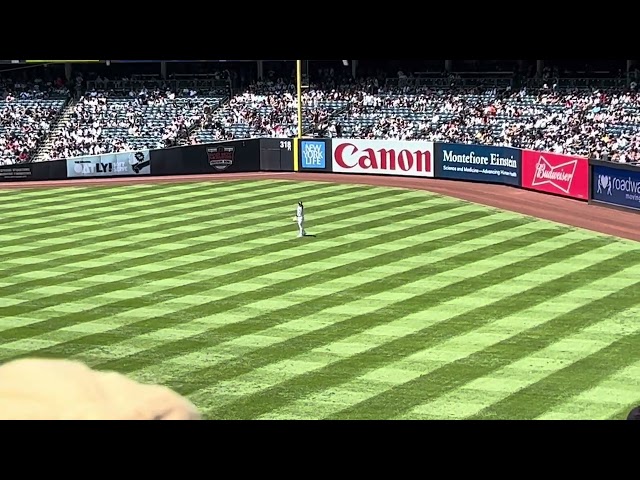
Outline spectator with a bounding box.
[0,81,67,165]
[5,71,640,166]
[46,87,218,160]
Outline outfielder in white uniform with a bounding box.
[295,201,306,237]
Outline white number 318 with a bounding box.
[280,140,292,151]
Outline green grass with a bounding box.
[0,178,639,420]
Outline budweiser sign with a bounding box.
[521,150,589,200]
[332,139,434,178]
[531,155,577,194]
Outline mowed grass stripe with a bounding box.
[0,179,257,214]
[397,268,640,419]
[91,221,559,377]
[0,197,463,340]
[10,194,442,298]
[3,186,438,316]
[0,180,341,249]
[0,189,444,298]
[0,183,406,300]
[468,311,640,420]
[202,236,615,419]
[0,183,165,206]
[3,202,482,361]
[0,183,388,286]
[153,224,561,395]
[0,179,192,203]
[537,360,640,420]
[0,179,291,212]
[0,185,411,293]
[0,192,454,345]
[253,236,627,420]
[0,180,320,254]
[186,232,594,416]
[37,210,503,354]
[2,180,635,421]
[0,183,410,268]
[0,191,450,322]
[327,250,640,420]
[0,180,284,231]
[82,211,520,375]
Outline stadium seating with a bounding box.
[0,97,66,165]
[326,81,640,162]
[3,73,640,164]
[194,85,350,143]
[37,78,229,161]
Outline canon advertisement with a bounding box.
[332,139,434,178]
[435,143,521,186]
[591,164,640,211]
[521,150,589,200]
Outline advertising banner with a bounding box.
[300,140,327,169]
[0,164,39,181]
[332,139,434,178]
[592,164,640,211]
[521,150,589,200]
[66,150,150,178]
[0,160,67,182]
[435,143,521,186]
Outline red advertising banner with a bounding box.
[521,150,589,200]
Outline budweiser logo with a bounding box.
[334,141,432,174]
[531,155,577,194]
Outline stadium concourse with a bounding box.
[2,64,640,165]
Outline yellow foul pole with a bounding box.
[293,59,302,172]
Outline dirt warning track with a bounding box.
[1,170,638,242]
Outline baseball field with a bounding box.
[1,177,639,419]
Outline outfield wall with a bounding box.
[0,138,289,183]
[590,159,640,212]
[300,138,592,202]
[2,136,638,214]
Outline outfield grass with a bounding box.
[0,179,639,420]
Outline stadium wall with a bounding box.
[0,160,67,182]
[4,136,640,217]
[295,137,594,203]
[589,159,640,213]
[0,139,290,183]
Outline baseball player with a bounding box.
[295,201,306,237]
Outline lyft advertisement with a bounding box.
[332,139,434,178]
[521,150,589,200]
[591,164,640,211]
[66,150,151,178]
[435,143,521,186]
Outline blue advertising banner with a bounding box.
[435,143,522,186]
[591,164,640,211]
[300,140,326,169]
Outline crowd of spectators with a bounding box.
[325,83,640,163]
[42,87,220,161]
[0,80,68,165]
[5,70,640,165]
[198,79,350,139]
